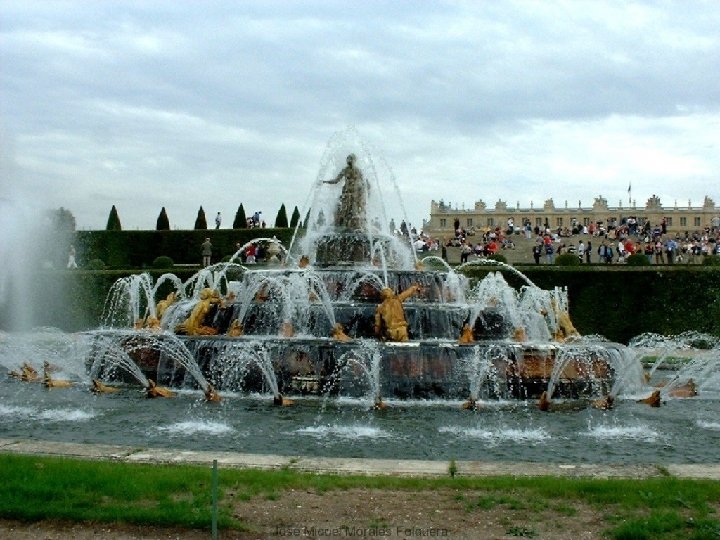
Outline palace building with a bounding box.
[425,195,720,238]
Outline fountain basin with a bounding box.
[87,332,616,401]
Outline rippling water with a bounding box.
[1,380,719,464]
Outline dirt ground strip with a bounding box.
[1,487,607,539]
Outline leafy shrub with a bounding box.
[555,253,580,266]
[702,255,720,266]
[86,258,106,270]
[487,253,508,264]
[152,256,174,269]
[626,253,651,266]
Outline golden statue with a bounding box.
[462,397,479,410]
[226,320,244,337]
[145,316,161,332]
[91,379,120,394]
[668,379,697,398]
[637,389,661,407]
[20,363,39,382]
[156,292,177,319]
[43,361,60,373]
[10,363,38,381]
[537,391,551,411]
[374,285,421,342]
[146,379,175,398]
[513,327,528,342]
[331,323,352,342]
[204,384,222,402]
[298,255,311,268]
[273,394,294,406]
[280,320,295,337]
[175,288,221,336]
[458,324,475,344]
[550,299,579,342]
[591,394,614,410]
[373,394,387,410]
[43,366,73,388]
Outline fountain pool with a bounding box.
[2,369,720,464]
[2,128,719,466]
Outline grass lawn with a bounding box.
[1,454,719,539]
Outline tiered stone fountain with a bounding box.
[91,132,643,407]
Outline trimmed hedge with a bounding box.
[75,228,295,269]
[555,253,581,266]
[461,266,720,344]
[152,256,174,269]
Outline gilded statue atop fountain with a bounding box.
[374,285,422,342]
[323,153,370,230]
[175,288,221,336]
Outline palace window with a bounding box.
[556,217,563,227]
[487,217,494,227]
[695,217,702,227]
[467,218,473,227]
[440,218,446,227]
[666,217,673,226]
[680,217,687,226]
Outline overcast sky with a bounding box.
[1,0,718,231]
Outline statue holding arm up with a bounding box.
[374,284,422,342]
[324,153,370,230]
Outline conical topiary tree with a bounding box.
[289,206,301,228]
[233,204,247,229]
[156,207,170,230]
[106,205,122,231]
[194,206,207,230]
[274,203,289,228]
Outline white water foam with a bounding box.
[697,420,720,431]
[0,404,95,422]
[296,424,392,439]
[583,425,660,443]
[36,409,95,422]
[439,426,550,445]
[0,404,35,417]
[156,421,234,436]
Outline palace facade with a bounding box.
[425,195,720,238]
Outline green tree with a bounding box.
[274,203,289,228]
[106,205,122,231]
[194,206,207,230]
[233,204,247,229]
[156,207,170,230]
[289,206,301,228]
[46,207,76,232]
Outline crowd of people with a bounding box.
[528,218,720,265]
[436,217,517,263]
